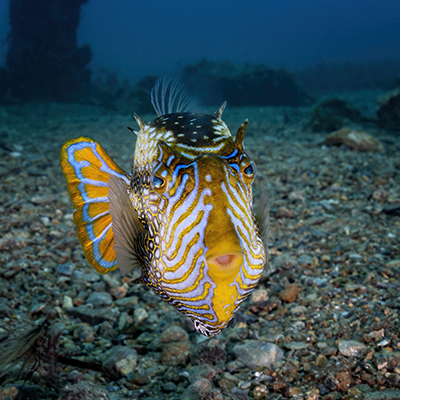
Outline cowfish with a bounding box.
[60,78,269,337]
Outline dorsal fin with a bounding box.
[151,76,195,117]
[214,101,227,118]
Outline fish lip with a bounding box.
[206,251,244,275]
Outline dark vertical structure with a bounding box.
[1,0,92,102]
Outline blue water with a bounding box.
[0,0,400,83]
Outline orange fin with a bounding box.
[60,137,130,273]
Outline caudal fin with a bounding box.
[60,137,130,273]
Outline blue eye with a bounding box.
[153,176,165,188]
[243,163,254,177]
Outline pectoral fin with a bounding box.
[108,175,147,276]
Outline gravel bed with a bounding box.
[0,94,399,400]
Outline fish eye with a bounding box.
[153,175,165,189]
[243,163,254,177]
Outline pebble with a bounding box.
[233,340,284,369]
[279,284,300,303]
[73,324,94,342]
[159,325,189,343]
[162,381,177,392]
[56,263,74,276]
[338,340,367,357]
[325,128,384,152]
[86,291,113,307]
[63,295,74,309]
[253,385,269,400]
[161,341,190,366]
[183,378,212,400]
[133,307,149,326]
[251,288,269,303]
[66,305,119,325]
[102,345,138,377]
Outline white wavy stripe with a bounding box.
[221,176,263,256]
[220,181,260,255]
[162,190,213,289]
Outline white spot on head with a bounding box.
[205,174,212,182]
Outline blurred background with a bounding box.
[0,0,399,108]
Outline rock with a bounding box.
[114,295,139,307]
[63,295,73,309]
[253,385,269,400]
[279,284,300,303]
[362,389,400,400]
[133,307,149,326]
[73,324,94,342]
[159,325,189,343]
[30,194,56,205]
[233,340,283,369]
[374,350,400,370]
[284,341,308,350]
[183,378,213,400]
[56,263,74,276]
[338,340,367,357]
[86,291,113,307]
[101,345,138,377]
[251,288,269,303]
[325,128,384,152]
[162,381,177,393]
[161,341,190,366]
[66,305,119,325]
[58,382,112,400]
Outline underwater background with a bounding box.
[0,1,399,399]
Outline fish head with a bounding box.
[143,117,266,336]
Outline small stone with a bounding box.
[233,340,284,369]
[110,285,128,299]
[253,385,269,400]
[275,207,296,218]
[133,307,149,326]
[30,194,56,205]
[63,295,74,309]
[184,378,212,400]
[66,305,119,325]
[102,345,138,377]
[159,325,189,343]
[280,284,300,303]
[115,295,139,307]
[284,341,308,350]
[162,381,177,392]
[338,340,367,357]
[251,288,269,303]
[161,341,190,366]
[56,263,74,276]
[374,350,400,370]
[73,324,94,342]
[86,291,113,307]
[325,128,384,152]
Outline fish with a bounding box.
[60,77,269,337]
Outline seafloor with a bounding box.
[0,90,399,400]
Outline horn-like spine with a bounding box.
[214,101,227,118]
[134,113,147,131]
[235,119,249,147]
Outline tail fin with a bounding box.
[60,137,130,273]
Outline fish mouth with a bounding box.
[206,251,244,277]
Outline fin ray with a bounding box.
[108,175,147,276]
